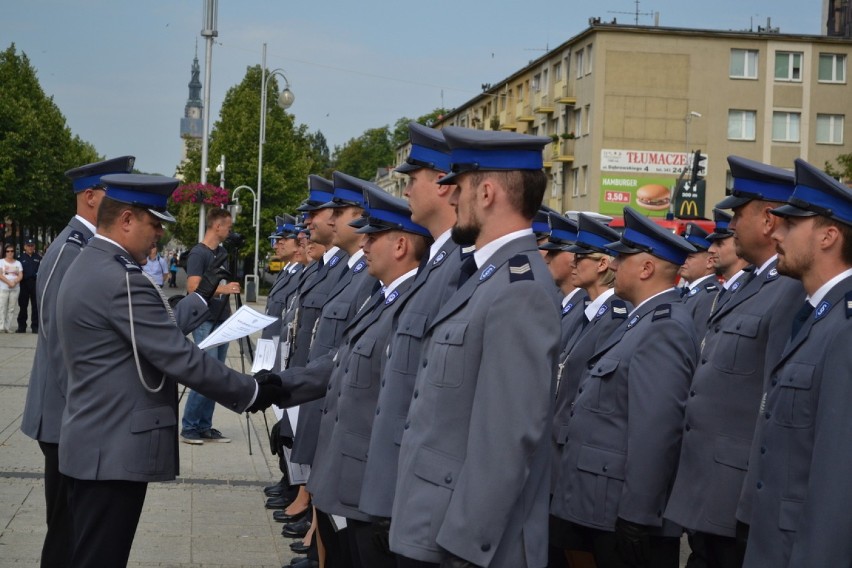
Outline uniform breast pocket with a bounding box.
[713,314,761,375]
[125,406,177,475]
[425,321,468,388]
[580,357,619,414]
[347,336,377,389]
[390,311,429,375]
[773,362,816,428]
[316,300,350,348]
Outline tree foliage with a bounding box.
[0,44,100,244]
[824,153,852,183]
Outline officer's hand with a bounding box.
[439,551,478,568]
[195,250,232,303]
[246,376,288,413]
[269,419,281,455]
[371,517,391,556]
[254,369,282,387]
[615,517,650,566]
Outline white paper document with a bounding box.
[251,338,277,373]
[196,305,277,350]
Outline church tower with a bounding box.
[180,43,204,163]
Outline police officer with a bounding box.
[55,174,284,567]
[679,223,719,334]
[20,156,134,567]
[17,237,42,332]
[358,123,465,562]
[742,158,852,567]
[390,127,561,568]
[664,157,805,568]
[552,206,698,568]
[706,209,750,314]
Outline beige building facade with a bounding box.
[417,23,852,217]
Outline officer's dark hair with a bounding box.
[468,169,547,220]
[813,215,852,265]
[97,196,147,229]
[206,207,231,228]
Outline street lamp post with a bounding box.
[256,42,295,289]
[684,111,702,164]
[198,0,218,242]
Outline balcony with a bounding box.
[556,84,577,106]
[534,94,555,114]
[518,104,535,123]
[551,139,575,162]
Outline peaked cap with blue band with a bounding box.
[771,158,852,227]
[395,122,452,174]
[271,213,299,240]
[532,205,557,238]
[437,126,550,185]
[606,206,697,265]
[353,186,430,237]
[567,213,620,255]
[100,173,178,223]
[297,175,335,212]
[681,222,711,251]
[717,155,795,209]
[65,156,135,193]
[539,211,578,251]
[707,208,734,241]
[325,171,369,208]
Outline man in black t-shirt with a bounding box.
[180,208,242,444]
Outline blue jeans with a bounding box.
[181,321,229,434]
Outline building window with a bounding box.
[542,69,549,92]
[500,93,506,111]
[517,84,524,102]
[573,108,582,136]
[586,44,593,74]
[584,104,591,136]
[816,114,844,144]
[532,74,541,92]
[576,49,584,79]
[572,167,580,197]
[774,52,803,82]
[728,110,757,140]
[554,62,562,81]
[582,165,589,196]
[730,49,758,79]
[819,53,847,83]
[772,111,801,142]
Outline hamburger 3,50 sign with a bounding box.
[600,148,706,176]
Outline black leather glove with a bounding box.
[194,249,232,303]
[246,377,288,413]
[254,369,282,387]
[615,517,650,567]
[371,517,391,556]
[439,551,478,568]
[269,419,281,456]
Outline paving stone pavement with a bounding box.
[0,291,301,568]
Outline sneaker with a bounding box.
[200,428,231,443]
[180,431,204,445]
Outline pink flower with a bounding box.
[171,183,229,207]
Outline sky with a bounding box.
[3,0,822,178]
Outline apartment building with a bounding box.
[418,22,852,217]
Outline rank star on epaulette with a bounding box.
[114,254,141,272]
[353,259,366,273]
[652,304,672,321]
[66,230,86,247]
[508,255,534,282]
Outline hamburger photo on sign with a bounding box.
[635,183,672,211]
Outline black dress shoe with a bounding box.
[264,478,287,497]
[289,557,318,567]
[273,507,309,523]
[281,518,311,538]
[265,494,295,510]
[290,541,310,554]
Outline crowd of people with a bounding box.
[16,122,852,568]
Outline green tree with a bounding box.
[0,44,100,243]
[332,126,393,181]
[391,108,453,148]
[824,153,852,183]
[174,65,320,271]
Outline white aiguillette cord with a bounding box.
[127,271,176,393]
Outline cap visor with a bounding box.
[707,232,733,241]
[716,194,752,210]
[348,216,369,229]
[565,244,596,254]
[149,209,176,223]
[606,240,642,255]
[539,241,569,251]
[354,223,393,234]
[770,204,818,218]
[394,162,421,174]
[436,171,460,185]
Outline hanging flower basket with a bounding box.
[171,183,229,207]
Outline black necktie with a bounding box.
[457,256,478,289]
[791,301,814,339]
[680,286,690,298]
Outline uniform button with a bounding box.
[155,418,160,424]
[587,363,594,370]
[602,465,608,472]
[578,387,583,394]
[756,481,763,489]
[481,544,491,552]
[657,509,662,517]
[444,474,453,484]
[413,390,419,399]
[338,391,341,397]
[736,323,742,330]
[335,417,338,423]
[715,325,720,332]
[685,424,691,432]
[689,390,696,397]
[323,409,328,414]
[345,367,349,373]
[764,412,771,419]
[445,333,450,340]
[760,446,766,454]
[327,384,332,391]
[404,422,410,430]
[376,408,381,415]
[422,360,427,368]
[381,380,385,387]
[701,358,707,365]
[771,379,777,386]
[336,362,340,367]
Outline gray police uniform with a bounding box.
[664,260,804,536]
[744,275,852,566]
[309,276,416,520]
[682,274,719,334]
[558,289,589,355]
[261,263,301,339]
[21,217,92,443]
[289,248,350,465]
[551,289,697,537]
[391,234,560,567]
[56,238,256,482]
[359,239,463,519]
